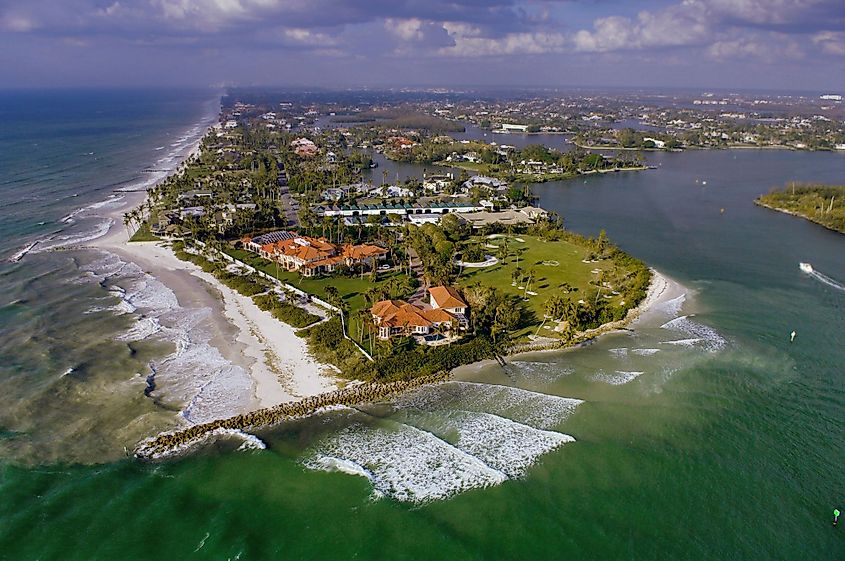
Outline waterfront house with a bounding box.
[251,235,387,277]
[370,299,459,339]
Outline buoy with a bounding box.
[834,508,840,527]
[720,208,725,214]
[790,331,796,342]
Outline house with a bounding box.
[291,138,318,158]
[429,286,468,322]
[422,173,453,193]
[518,206,549,220]
[340,243,388,269]
[242,231,297,253]
[180,206,205,219]
[251,235,387,277]
[462,175,508,193]
[370,299,459,339]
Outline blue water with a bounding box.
[0,89,219,258]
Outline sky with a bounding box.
[1,0,844,91]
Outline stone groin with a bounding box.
[135,372,449,460]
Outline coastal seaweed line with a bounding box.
[134,372,450,459]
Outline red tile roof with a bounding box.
[429,286,467,310]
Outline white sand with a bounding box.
[629,269,687,327]
[90,192,337,416]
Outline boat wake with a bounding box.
[801,263,845,292]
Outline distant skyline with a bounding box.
[2,0,844,91]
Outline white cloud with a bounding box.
[1,14,37,32]
[282,27,336,46]
[707,34,803,61]
[385,18,426,41]
[701,0,825,26]
[443,31,566,56]
[572,4,711,53]
[812,31,845,55]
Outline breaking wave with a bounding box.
[392,381,583,430]
[594,370,644,385]
[303,421,508,503]
[82,250,255,424]
[660,315,726,352]
[303,382,582,503]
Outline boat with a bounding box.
[799,262,814,274]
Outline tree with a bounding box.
[491,302,521,343]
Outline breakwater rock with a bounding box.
[135,372,449,459]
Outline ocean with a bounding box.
[1,91,843,560]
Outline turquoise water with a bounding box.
[1,93,844,559]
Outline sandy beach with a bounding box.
[90,172,337,421]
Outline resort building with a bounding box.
[371,286,469,340]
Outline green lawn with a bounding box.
[225,247,412,348]
[456,234,629,338]
[128,221,161,242]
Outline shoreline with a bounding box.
[89,129,338,421]
[754,199,845,236]
[452,268,681,376]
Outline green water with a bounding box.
[1,140,844,558]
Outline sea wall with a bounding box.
[135,371,449,459]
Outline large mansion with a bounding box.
[371,286,469,340]
[242,232,387,277]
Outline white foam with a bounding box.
[392,381,583,430]
[504,361,572,383]
[631,348,661,356]
[806,268,845,292]
[659,338,703,347]
[594,370,644,385]
[609,347,629,357]
[660,315,726,351]
[83,250,255,423]
[655,293,686,317]
[403,410,575,478]
[303,421,507,503]
[34,218,113,251]
[306,455,376,480]
[117,316,161,340]
[8,240,39,263]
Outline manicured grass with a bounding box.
[128,221,161,242]
[456,234,628,338]
[225,247,414,347]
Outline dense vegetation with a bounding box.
[252,293,320,328]
[756,183,845,234]
[354,337,497,381]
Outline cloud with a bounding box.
[707,33,803,61]
[0,13,36,32]
[813,30,845,55]
[441,25,567,56]
[572,5,711,53]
